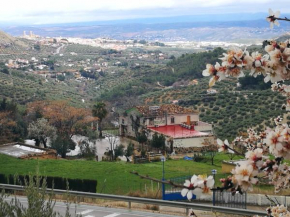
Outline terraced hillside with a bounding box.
[0,71,85,106]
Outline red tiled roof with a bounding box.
[147,125,209,139]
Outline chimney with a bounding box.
[187,116,191,125]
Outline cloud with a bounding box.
[1,0,290,24]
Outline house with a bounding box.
[119,105,214,152]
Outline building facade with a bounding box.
[119,105,214,152]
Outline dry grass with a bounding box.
[127,189,162,199]
[145,204,159,211]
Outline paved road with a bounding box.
[6,196,182,217]
[55,44,65,54]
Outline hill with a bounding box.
[0,30,28,49]
[276,32,290,41]
[0,28,287,141]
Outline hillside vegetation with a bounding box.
[0,33,287,141]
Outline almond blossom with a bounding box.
[266,9,280,29]
[265,130,284,157]
[249,52,268,77]
[181,175,215,200]
[264,61,284,83]
[219,47,250,78]
[231,162,258,192]
[181,175,198,200]
[217,138,230,152]
[266,205,290,217]
[265,40,279,53]
[245,148,264,168]
[202,62,226,87]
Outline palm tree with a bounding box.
[92,102,108,138]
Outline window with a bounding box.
[171,116,175,124]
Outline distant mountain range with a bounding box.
[2,13,290,42]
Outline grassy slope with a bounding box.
[0,153,236,195]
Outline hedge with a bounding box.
[0,174,97,193]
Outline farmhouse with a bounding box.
[119,105,214,152]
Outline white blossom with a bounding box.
[266,8,280,29]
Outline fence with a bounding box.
[0,183,267,216]
[163,175,194,201]
[213,190,247,209]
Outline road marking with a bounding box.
[103,213,121,217]
[5,197,181,217]
[84,216,94,217]
[77,209,94,215]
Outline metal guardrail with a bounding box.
[0,184,267,216]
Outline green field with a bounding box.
[0,153,234,195]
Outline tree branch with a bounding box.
[130,171,185,188]
[227,146,245,157]
[276,17,290,22]
[130,171,235,192]
[265,194,280,206]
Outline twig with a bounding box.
[276,17,290,22]
[265,194,279,206]
[275,197,281,206]
[227,146,244,157]
[131,171,234,193]
[130,171,185,188]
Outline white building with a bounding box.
[119,105,214,152]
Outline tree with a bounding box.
[92,102,108,138]
[78,139,97,160]
[137,131,147,150]
[125,142,134,162]
[27,101,98,157]
[28,118,57,148]
[0,111,16,144]
[114,144,124,160]
[150,133,165,150]
[51,135,75,158]
[57,74,65,81]
[203,139,218,165]
[28,101,97,139]
[207,147,218,166]
[34,44,41,51]
[106,129,119,161]
[138,40,147,44]
[1,67,9,74]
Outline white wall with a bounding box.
[171,136,214,148]
[168,114,199,125]
[195,125,212,132]
[145,113,199,127]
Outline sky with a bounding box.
[1,0,290,25]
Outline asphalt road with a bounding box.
[5,196,182,217]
